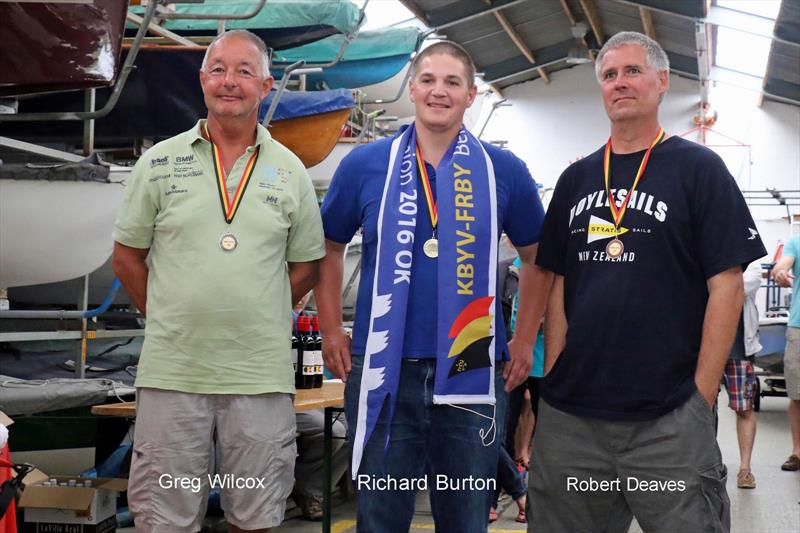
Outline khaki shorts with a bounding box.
[128,388,296,532]
[786,327,800,401]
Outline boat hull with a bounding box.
[0,172,128,288]
[0,0,128,97]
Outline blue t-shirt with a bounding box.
[785,235,800,328]
[321,129,544,359]
[510,257,545,377]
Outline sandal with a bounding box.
[488,508,499,523]
[515,509,527,523]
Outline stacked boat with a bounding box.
[0,0,423,298]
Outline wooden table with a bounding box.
[91,382,345,533]
[90,381,345,416]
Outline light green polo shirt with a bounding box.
[113,120,325,394]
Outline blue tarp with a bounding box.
[258,88,354,122]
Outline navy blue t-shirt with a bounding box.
[536,136,767,421]
[321,130,544,359]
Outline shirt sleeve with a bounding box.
[535,168,572,275]
[112,156,159,249]
[503,156,545,247]
[320,152,361,244]
[784,235,800,260]
[692,151,768,279]
[285,167,325,263]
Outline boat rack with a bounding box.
[0,274,143,379]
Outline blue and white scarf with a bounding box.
[351,123,498,477]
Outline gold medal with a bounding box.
[605,238,624,258]
[219,232,238,252]
[423,237,439,258]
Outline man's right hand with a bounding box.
[322,328,352,382]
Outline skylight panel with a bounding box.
[716,0,781,20]
[715,26,772,78]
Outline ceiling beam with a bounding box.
[483,39,574,84]
[558,0,577,25]
[611,0,800,48]
[482,0,550,83]
[578,0,605,46]
[426,0,529,30]
[557,0,596,61]
[639,6,656,40]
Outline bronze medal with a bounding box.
[219,232,238,252]
[605,238,624,258]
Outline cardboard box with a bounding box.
[20,515,116,533]
[19,476,127,533]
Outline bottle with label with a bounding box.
[299,316,315,389]
[292,314,301,388]
[311,316,323,388]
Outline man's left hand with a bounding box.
[504,337,533,392]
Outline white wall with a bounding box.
[476,62,800,261]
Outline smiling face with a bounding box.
[599,44,668,124]
[199,34,273,122]
[408,53,477,135]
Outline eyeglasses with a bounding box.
[204,66,259,80]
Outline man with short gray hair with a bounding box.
[530,31,766,532]
[113,29,324,532]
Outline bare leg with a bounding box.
[735,409,756,473]
[789,399,800,457]
[515,390,535,466]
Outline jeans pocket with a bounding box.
[699,463,730,533]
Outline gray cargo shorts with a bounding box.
[529,390,730,533]
[128,388,296,533]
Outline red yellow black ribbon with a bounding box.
[205,123,260,224]
[603,127,665,233]
[415,143,437,231]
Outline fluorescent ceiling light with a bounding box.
[715,26,772,78]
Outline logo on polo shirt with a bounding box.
[263,194,279,206]
[174,154,195,165]
[258,166,289,191]
[150,156,169,168]
[165,183,188,196]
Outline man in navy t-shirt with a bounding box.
[315,41,551,531]
[531,32,766,533]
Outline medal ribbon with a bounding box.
[603,127,665,232]
[415,143,437,231]
[205,123,260,224]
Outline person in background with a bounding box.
[772,233,800,471]
[720,261,763,488]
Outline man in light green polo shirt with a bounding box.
[112,29,324,533]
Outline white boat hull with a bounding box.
[0,171,128,289]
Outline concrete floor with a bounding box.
[119,391,799,533]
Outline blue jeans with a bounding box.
[345,355,506,533]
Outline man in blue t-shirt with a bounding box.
[315,41,551,532]
[532,32,766,532]
[772,234,800,471]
